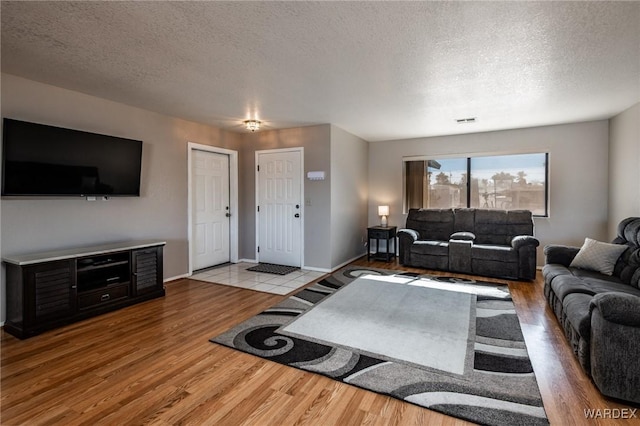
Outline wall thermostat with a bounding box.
[307,171,325,181]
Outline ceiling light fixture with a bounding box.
[456,117,476,124]
[244,120,261,132]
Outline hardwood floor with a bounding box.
[2,257,639,425]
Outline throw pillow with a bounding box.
[570,238,627,276]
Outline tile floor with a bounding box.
[190,262,327,295]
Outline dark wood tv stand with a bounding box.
[2,240,165,339]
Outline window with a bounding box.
[404,153,548,216]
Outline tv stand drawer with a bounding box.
[78,283,129,310]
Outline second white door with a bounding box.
[257,150,303,267]
[192,150,230,270]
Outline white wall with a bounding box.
[1,74,242,323]
[369,121,610,265]
[330,125,369,268]
[608,102,640,239]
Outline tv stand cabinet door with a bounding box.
[131,247,163,296]
[14,260,78,337]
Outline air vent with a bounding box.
[456,117,476,124]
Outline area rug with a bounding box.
[210,266,549,426]
[246,262,300,275]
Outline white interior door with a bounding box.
[257,150,302,266]
[192,150,230,270]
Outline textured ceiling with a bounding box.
[2,1,639,141]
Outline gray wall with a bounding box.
[0,73,624,324]
[239,125,333,270]
[608,102,640,239]
[1,74,242,323]
[369,121,610,265]
[238,124,369,270]
[330,125,369,268]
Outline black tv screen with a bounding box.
[2,118,142,197]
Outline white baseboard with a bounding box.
[301,252,368,274]
[239,258,258,264]
[165,273,189,282]
[330,253,367,272]
[302,265,331,273]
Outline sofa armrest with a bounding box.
[544,244,580,267]
[397,228,420,242]
[450,231,475,241]
[397,228,419,266]
[589,292,640,327]
[511,235,540,250]
[589,292,640,403]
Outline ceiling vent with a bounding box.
[456,117,476,124]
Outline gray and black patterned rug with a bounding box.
[210,266,549,426]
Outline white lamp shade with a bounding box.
[378,205,389,216]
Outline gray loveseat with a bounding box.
[398,208,539,280]
[543,217,640,404]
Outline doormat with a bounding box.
[246,263,300,275]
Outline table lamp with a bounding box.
[378,205,389,227]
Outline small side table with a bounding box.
[367,226,397,262]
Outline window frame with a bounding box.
[403,152,549,217]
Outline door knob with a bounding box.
[294,213,300,218]
[226,213,231,217]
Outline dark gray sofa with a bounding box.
[543,217,640,404]
[398,208,539,280]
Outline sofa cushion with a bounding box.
[542,263,571,283]
[410,240,449,256]
[570,238,628,276]
[472,259,518,280]
[405,209,454,242]
[471,209,534,246]
[615,246,640,289]
[547,267,640,300]
[453,208,475,233]
[471,244,517,262]
[507,210,536,237]
[563,293,594,339]
[578,278,640,297]
[549,275,596,300]
[613,216,640,247]
[474,210,510,245]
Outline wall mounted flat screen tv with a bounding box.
[2,118,143,197]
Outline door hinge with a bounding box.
[257,246,260,253]
[257,205,260,212]
[257,165,260,172]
